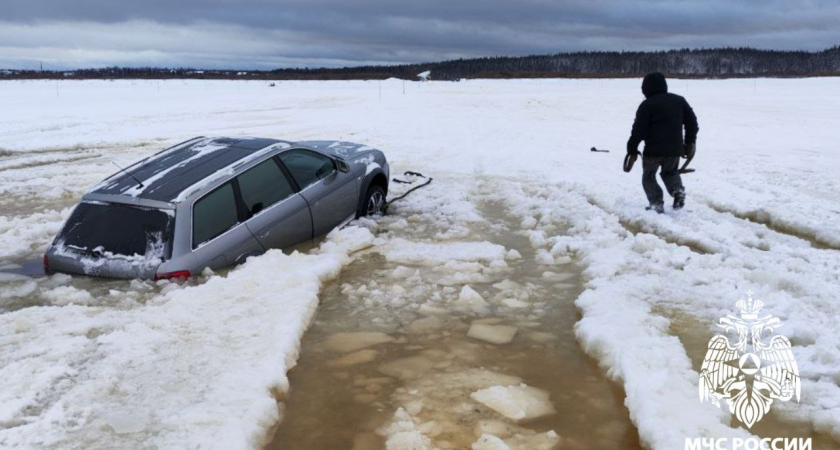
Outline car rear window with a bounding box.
[58,202,174,258]
[192,182,239,248]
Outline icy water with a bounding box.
[266,200,642,450]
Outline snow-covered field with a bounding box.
[1,78,839,450]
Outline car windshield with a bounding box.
[57,202,174,259]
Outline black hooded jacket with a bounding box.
[627,73,698,158]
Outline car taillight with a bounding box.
[43,253,50,275]
[154,270,191,281]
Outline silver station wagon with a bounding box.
[44,137,389,280]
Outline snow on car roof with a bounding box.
[90,137,289,202]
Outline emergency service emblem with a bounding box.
[698,291,801,428]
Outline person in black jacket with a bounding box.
[627,72,698,213]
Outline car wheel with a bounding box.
[360,185,386,217]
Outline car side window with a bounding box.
[237,159,296,217]
[279,150,335,189]
[193,182,239,248]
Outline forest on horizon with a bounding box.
[3,46,839,80]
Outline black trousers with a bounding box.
[642,156,684,205]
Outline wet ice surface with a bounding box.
[267,179,641,450]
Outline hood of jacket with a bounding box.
[642,72,668,98]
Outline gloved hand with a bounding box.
[683,142,696,159]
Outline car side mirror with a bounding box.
[334,158,350,173]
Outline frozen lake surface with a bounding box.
[1,78,839,450]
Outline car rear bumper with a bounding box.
[45,247,160,279]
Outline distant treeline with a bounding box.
[3,46,839,81]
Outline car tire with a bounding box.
[359,185,386,217]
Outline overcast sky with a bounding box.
[1,0,838,70]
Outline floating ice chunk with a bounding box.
[456,286,488,308]
[404,400,424,415]
[474,421,560,450]
[528,230,547,248]
[319,226,376,254]
[492,279,522,291]
[438,260,482,273]
[379,356,436,379]
[488,259,508,269]
[541,271,574,281]
[438,271,494,286]
[391,285,407,295]
[470,384,556,421]
[386,431,430,450]
[329,349,379,367]
[407,316,443,334]
[40,285,95,306]
[105,412,147,434]
[526,331,555,343]
[378,408,433,450]
[418,305,448,315]
[510,430,559,450]
[535,249,554,265]
[467,323,518,344]
[390,266,417,279]
[472,434,511,450]
[324,332,394,353]
[1,280,37,299]
[389,219,409,229]
[501,298,529,309]
[520,217,538,229]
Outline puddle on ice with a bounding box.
[665,310,840,449]
[266,198,642,450]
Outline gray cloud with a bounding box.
[0,0,838,69]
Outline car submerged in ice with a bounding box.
[44,137,389,280]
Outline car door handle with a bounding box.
[259,228,270,238]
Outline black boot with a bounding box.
[673,190,686,210]
[646,202,665,214]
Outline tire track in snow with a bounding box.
[582,194,717,255]
[700,200,840,251]
[0,153,102,173]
